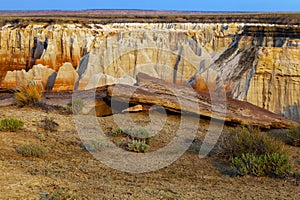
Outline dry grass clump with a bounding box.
[39,117,59,132]
[284,125,300,147]
[14,81,43,106]
[220,126,284,160]
[16,143,47,158]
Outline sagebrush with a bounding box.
[16,143,47,158]
[284,125,300,147]
[123,128,151,144]
[220,126,284,159]
[81,138,108,152]
[220,126,291,178]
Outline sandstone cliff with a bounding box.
[189,26,300,121]
[0,16,299,121]
[0,22,236,88]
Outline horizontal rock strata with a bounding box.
[0,15,299,121]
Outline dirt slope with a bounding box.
[0,106,299,199]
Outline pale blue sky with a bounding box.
[0,0,299,11]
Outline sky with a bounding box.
[0,0,299,12]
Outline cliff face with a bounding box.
[246,45,300,121]
[190,26,300,121]
[0,21,299,121]
[0,22,236,89]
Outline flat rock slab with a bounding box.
[105,73,296,129]
[1,73,294,129]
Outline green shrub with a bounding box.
[127,139,149,153]
[231,153,291,178]
[284,125,300,147]
[68,99,84,114]
[16,143,47,158]
[110,128,124,137]
[221,126,291,178]
[124,128,151,152]
[14,81,43,106]
[231,153,265,176]
[262,153,291,177]
[0,118,24,132]
[221,126,284,159]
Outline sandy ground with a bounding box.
[0,105,299,199]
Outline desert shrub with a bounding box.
[35,133,46,142]
[124,128,151,152]
[231,153,264,176]
[39,117,59,132]
[40,187,77,200]
[16,143,47,158]
[284,125,300,147]
[123,128,151,144]
[68,99,84,114]
[65,106,73,114]
[81,139,108,152]
[221,126,284,160]
[231,153,291,178]
[292,172,300,186]
[110,128,124,137]
[107,128,151,152]
[127,139,149,153]
[0,118,24,132]
[262,153,291,177]
[14,81,43,106]
[221,126,291,178]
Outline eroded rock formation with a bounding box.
[189,26,300,121]
[0,18,299,120]
[52,62,78,91]
[0,64,55,89]
[0,22,236,85]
